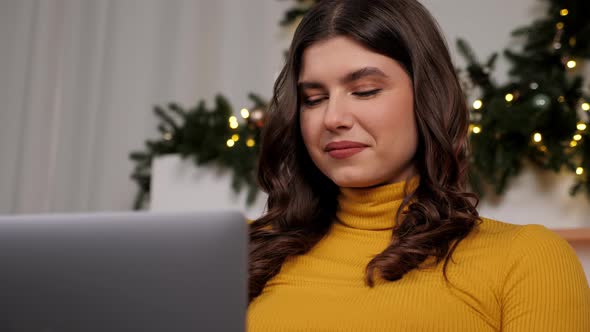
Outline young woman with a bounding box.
[247,0,590,330]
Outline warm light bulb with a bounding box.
[473,100,483,110]
[573,134,582,141]
[566,60,577,69]
[556,22,564,30]
[472,126,481,134]
[576,167,584,175]
[560,9,569,16]
[533,132,542,142]
[226,139,235,147]
[246,138,255,147]
[232,134,239,141]
[229,116,237,123]
[558,96,565,103]
[505,93,514,102]
[229,122,239,129]
[577,123,587,131]
[582,103,590,111]
[240,108,250,119]
[570,141,578,147]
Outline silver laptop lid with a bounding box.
[0,210,247,332]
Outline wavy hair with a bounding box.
[249,0,480,302]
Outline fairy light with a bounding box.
[246,138,255,147]
[573,134,582,141]
[560,9,569,16]
[473,99,483,110]
[558,96,565,103]
[240,108,250,119]
[232,134,240,141]
[226,139,235,147]
[505,93,514,102]
[576,167,584,175]
[229,115,239,129]
[533,132,542,143]
[556,22,564,30]
[577,123,587,131]
[472,125,481,134]
[570,141,578,147]
[582,103,590,111]
[566,60,577,69]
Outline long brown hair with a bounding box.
[249,0,480,303]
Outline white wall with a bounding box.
[0,0,291,214]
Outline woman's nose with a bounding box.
[323,94,354,132]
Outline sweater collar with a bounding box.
[335,175,420,230]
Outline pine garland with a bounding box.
[129,94,266,209]
[129,0,590,210]
[457,1,590,198]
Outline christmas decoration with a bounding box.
[129,93,267,209]
[456,0,590,198]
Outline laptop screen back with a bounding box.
[0,211,247,332]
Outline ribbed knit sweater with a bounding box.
[247,177,590,331]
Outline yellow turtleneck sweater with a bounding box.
[247,177,590,331]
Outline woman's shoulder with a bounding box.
[469,216,585,277]
[474,217,590,329]
[471,215,564,245]
[458,216,584,270]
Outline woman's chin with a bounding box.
[330,175,379,188]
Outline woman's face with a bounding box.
[298,36,418,188]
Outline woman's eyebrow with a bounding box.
[298,66,389,90]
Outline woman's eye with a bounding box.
[353,89,381,97]
[301,89,381,108]
[302,97,325,107]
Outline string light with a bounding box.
[539,145,548,152]
[240,108,250,119]
[232,134,240,141]
[570,141,578,147]
[558,96,565,103]
[576,167,584,175]
[560,9,569,16]
[582,103,590,111]
[246,138,255,147]
[566,60,577,69]
[163,132,172,141]
[573,134,582,141]
[533,132,542,142]
[556,22,564,30]
[229,116,239,129]
[505,93,514,102]
[472,125,481,134]
[577,123,587,131]
[473,100,483,110]
[226,139,235,147]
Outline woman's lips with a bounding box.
[324,141,368,159]
[327,147,366,159]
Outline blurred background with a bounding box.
[1,0,589,237]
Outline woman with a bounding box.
[247,0,590,330]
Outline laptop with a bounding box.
[0,210,248,332]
